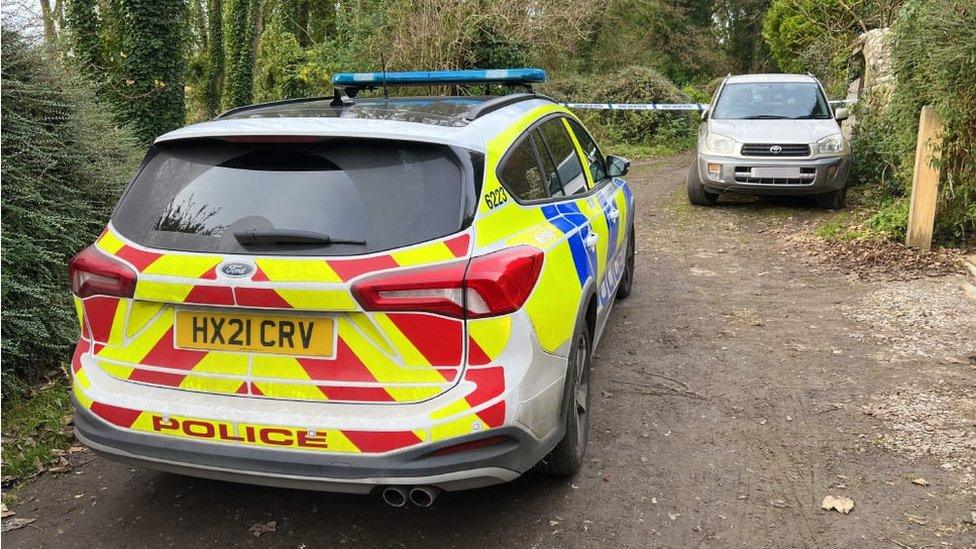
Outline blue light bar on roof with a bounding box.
[331,68,547,87]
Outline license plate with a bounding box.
[751,167,801,179]
[175,310,334,357]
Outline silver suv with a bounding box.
[688,74,851,209]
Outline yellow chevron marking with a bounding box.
[72,373,94,408]
[96,307,172,363]
[468,316,512,360]
[390,241,455,267]
[97,360,135,381]
[107,300,129,346]
[256,258,342,283]
[371,314,431,367]
[347,312,394,355]
[73,296,85,332]
[142,254,221,278]
[340,318,447,402]
[430,412,484,441]
[126,301,164,338]
[134,280,195,303]
[251,355,328,400]
[276,288,357,311]
[96,230,125,254]
[525,242,581,352]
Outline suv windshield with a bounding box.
[112,139,480,256]
[711,82,831,120]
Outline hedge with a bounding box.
[1,29,141,392]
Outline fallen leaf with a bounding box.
[68,445,87,454]
[911,478,929,486]
[821,495,854,514]
[249,521,277,537]
[905,514,928,526]
[1,517,36,533]
[0,503,13,518]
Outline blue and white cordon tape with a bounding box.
[562,102,709,111]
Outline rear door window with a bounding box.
[537,118,587,195]
[498,134,548,201]
[112,139,478,256]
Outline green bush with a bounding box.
[858,0,975,245]
[1,29,141,393]
[254,7,330,103]
[545,66,695,150]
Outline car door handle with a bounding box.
[584,232,599,249]
[608,207,620,222]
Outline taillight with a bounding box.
[68,245,137,298]
[352,245,544,318]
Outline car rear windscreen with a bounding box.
[112,139,477,256]
[711,82,831,120]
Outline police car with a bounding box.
[68,68,635,506]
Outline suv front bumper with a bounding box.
[697,153,850,196]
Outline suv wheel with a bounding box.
[616,228,635,299]
[537,323,592,476]
[687,162,718,206]
[816,187,847,209]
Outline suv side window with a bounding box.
[567,119,607,184]
[499,134,547,201]
[538,118,587,195]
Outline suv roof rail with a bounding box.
[463,93,553,122]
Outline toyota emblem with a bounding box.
[769,145,783,154]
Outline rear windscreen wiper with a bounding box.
[234,229,366,246]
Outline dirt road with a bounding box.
[5,154,975,548]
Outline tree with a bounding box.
[202,0,224,116]
[223,0,255,107]
[64,0,103,74]
[116,0,188,143]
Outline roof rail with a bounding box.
[463,93,552,122]
[215,95,333,119]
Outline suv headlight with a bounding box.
[816,133,846,155]
[702,133,737,156]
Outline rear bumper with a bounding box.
[697,153,850,196]
[74,400,556,493]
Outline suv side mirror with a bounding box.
[835,107,850,121]
[607,155,630,178]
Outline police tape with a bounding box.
[562,102,709,111]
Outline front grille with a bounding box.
[741,143,810,157]
[734,167,816,185]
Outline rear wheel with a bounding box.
[537,323,591,476]
[687,162,718,206]
[616,228,635,299]
[816,186,847,209]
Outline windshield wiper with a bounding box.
[742,114,790,119]
[234,229,366,246]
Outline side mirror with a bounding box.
[607,155,630,178]
[835,107,850,121]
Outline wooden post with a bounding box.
[906,106,945,250]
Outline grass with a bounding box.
[1,376,74,481]
[610,136,695,160]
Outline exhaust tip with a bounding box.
[408,486,441,508]
[381,487,408,508]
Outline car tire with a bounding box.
[816,186,847,209]
[536,322,592,476]
[616,227,635,299]
[687,162,718,206]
